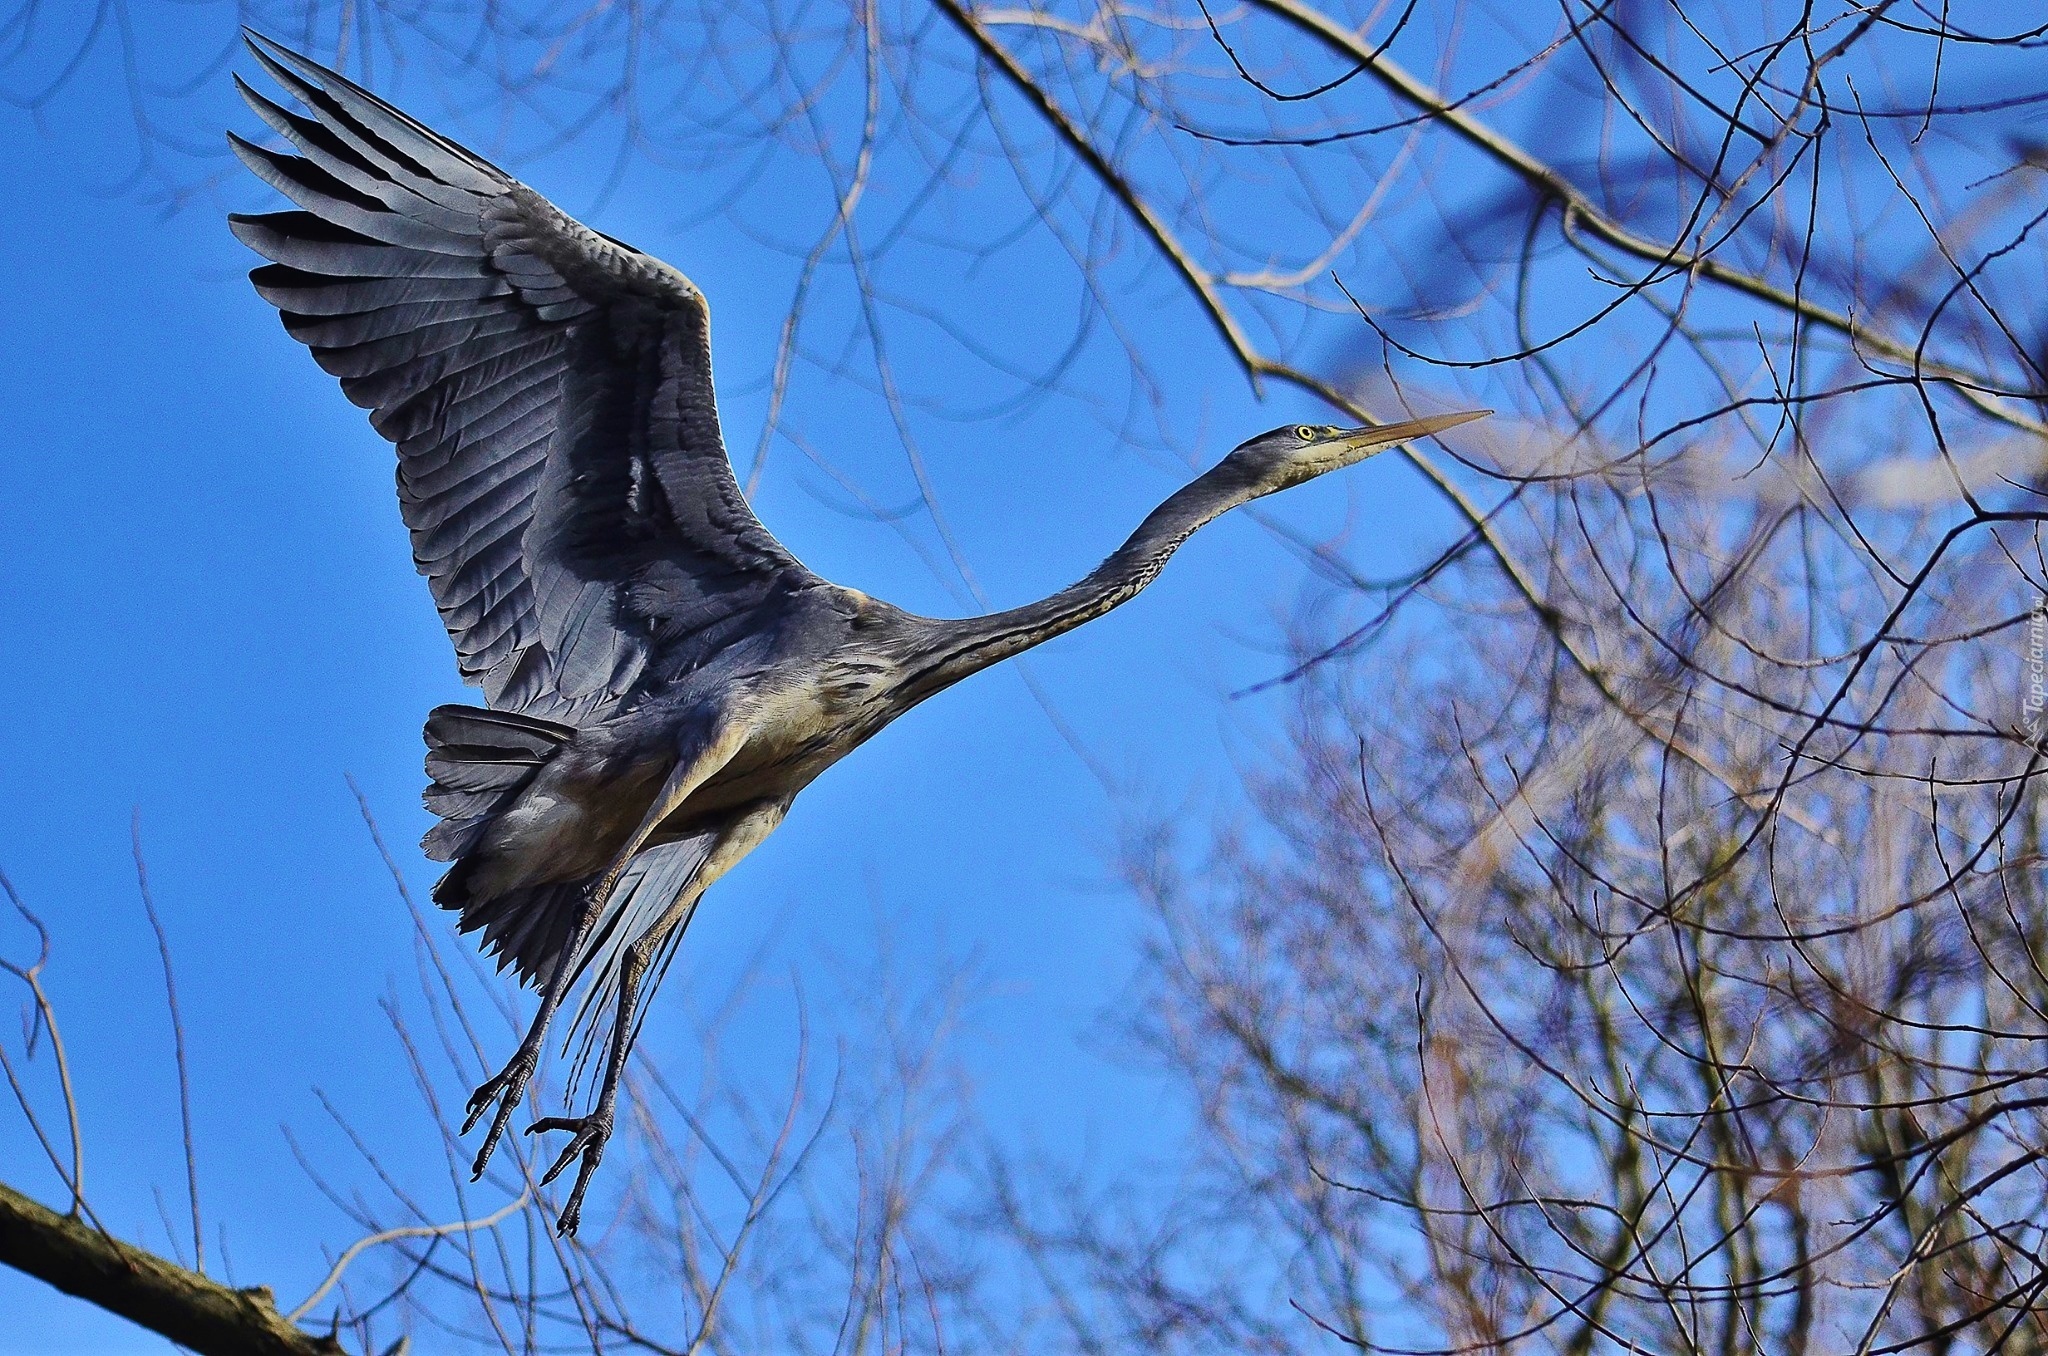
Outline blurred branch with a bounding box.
[1247,0,2048,435]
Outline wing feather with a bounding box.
[234,79,482,231]
[252,263,510,315]
[284,296,526,349]
[240,44,503,204]
[231,216,492,278]
[310,311,533,380]
[229,136,470,254]
[231,34,809,716]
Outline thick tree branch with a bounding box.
[0,1180,347,1356]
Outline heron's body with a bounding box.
[455,590,903,896]
[228,34,1484,1234]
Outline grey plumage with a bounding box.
[230,37,800,724]
[229,32,1486,1235]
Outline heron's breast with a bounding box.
[730,662,902,775]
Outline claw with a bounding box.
[462,1048,538,1181]
[526,1112,613,1235]
[461,1073,506,1134]
[526,1114,601,1182]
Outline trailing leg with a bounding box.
[528,798,788,1235]
[459,889,600,1178]
[524,935,648,1237]
[462,710,752,1180]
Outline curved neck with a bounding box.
[907,457,1265,695]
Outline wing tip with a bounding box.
[242,28,320,80]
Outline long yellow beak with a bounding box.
[1328,408,1491,455]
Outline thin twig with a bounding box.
[132,809,204,1276]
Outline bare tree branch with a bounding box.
[0,1180,349,1356]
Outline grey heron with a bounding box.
[227,34,1485,1235]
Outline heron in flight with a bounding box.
[228,34,1485,1234]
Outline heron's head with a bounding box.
[1223,410,1489,496]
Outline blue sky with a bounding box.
[0,11,1472,1349]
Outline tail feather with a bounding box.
[447,835,716,1013]
[425,704,569,758]
[419,704,719,1037]
[420,703,571,864]
[456,877,585,986]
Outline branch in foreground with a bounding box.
[0,1179,347,1356]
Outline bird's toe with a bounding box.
[463,1048,540,1178]
[528,1113,611,1187]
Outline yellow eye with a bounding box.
[1294,425,1317,441]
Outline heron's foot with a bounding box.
[527,1111,613,1236]
[461,1045,539,1181]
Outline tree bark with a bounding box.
[0,1180,346,1356]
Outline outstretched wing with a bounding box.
[229,34,810,718]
